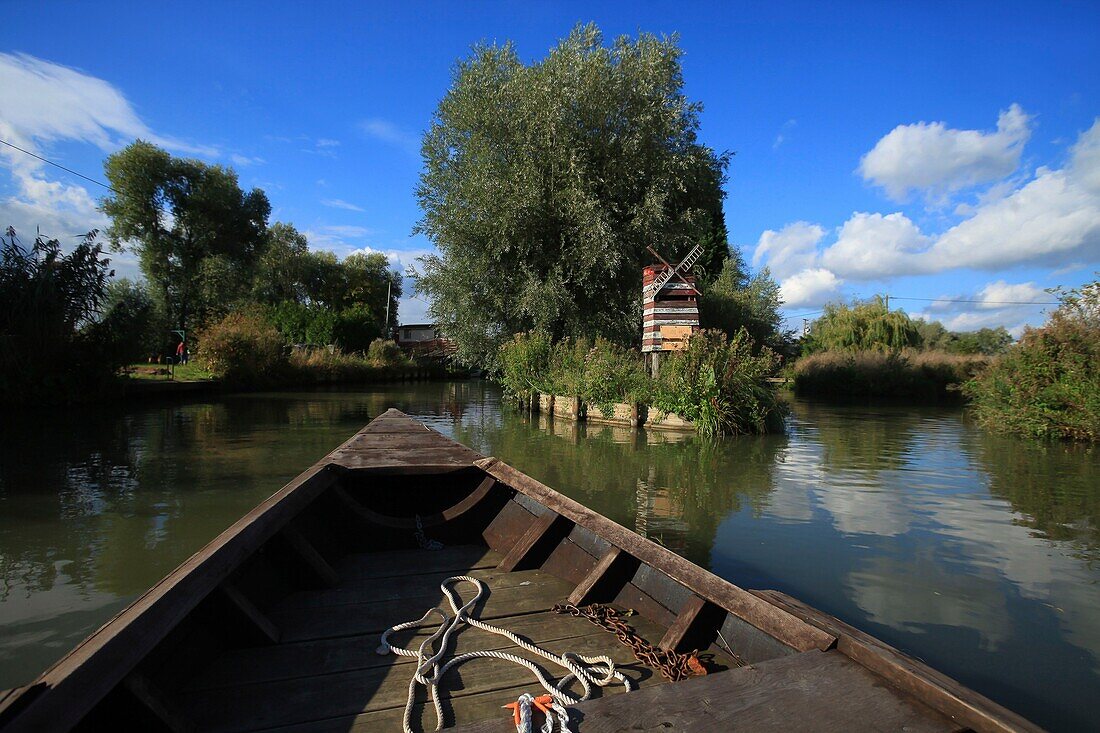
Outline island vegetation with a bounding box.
[413,24,790,434]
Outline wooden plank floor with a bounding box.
[181,545,737,732]
[447,649,964,733]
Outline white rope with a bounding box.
[511,692,570,733]
[378,576,633,732]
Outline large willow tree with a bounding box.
[803,297,922,354]
[415,24,730,367]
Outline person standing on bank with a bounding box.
[176,339,187,365]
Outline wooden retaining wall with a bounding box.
[523,393,695,432]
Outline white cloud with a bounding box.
[398,295,431,325]
[360,118,420,156]
[822,212,932,280]
[0,52,216,250]
[779,268,842,308]
[859,104,1031,201]
[229,154,265,167]
[773,119,796,150]
[0,52,217,157]
[756,117,1100,294]
[752,221,825,279]
[928,120,1100,269]
[320,198,365,212]
[315,138,340,148]
[347,244,432,272]
[976,280,1048,308]
[303,225,375,252]
[908,280,1053,335]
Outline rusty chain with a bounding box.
[551,602,709,682]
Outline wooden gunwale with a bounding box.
[474,456,836,655]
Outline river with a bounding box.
[0,381,1096,730]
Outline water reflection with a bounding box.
[451,413,785,569]
[456,398,1100,730]
[0,384,1098,731]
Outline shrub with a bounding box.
[965,280,1099,441]
[196,310,287,384]
[578,338,652,416]
[366,338,408,368]
[652,329,783,436]
[793,349,988,401]
[498,331,553,400]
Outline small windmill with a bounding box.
[642,243,704,374]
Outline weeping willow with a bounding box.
[803,297,921,353]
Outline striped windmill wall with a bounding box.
[642,264,700,353]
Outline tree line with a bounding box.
[1,141,401,402]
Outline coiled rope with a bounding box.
[378,576,633,732]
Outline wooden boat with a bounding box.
[0,409,1043,732]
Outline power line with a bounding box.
[0,138,119,194]
[889,295,1059,306]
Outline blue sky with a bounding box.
[2,1,1098,330]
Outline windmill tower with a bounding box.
[642,244,703,375]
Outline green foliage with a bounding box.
[577,339,652,416]
[497,331,554,400]
[698,256,789,354]
[93,279,161,366]
[415,23,729,367]
[951,327,1014,355]
[914,319,1014,355]
[262,302,384,353]
[333,305,382,353]
[252,222,312,304]
[196,310,287,385]
[365,338,407,367]
[965,280,1100,441]
[793,349,989,401]
[498,329,782,435]
[803,297,921,354]
[340,253,401,331]
[102,141,271,331]
[0,228,119,402]
[651,330,783,436]
[264,302,337,346]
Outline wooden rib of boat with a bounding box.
[0,409,1043,732]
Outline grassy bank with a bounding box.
[792,349,990,401]
[498,329,783,436]
[177,312,466,390]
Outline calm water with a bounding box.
[1,382,1097,730]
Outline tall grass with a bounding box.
[793,349,989,401]
[287,341,417,384]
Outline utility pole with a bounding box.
[884,293,890,312]
[384,278,392,339]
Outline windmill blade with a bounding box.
[644,243,704,298]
